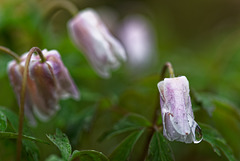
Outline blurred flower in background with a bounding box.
[117,14,156,70]
[68,8,126,78]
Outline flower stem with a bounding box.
[16,47,45,161]
[41,0,79,17]
[141,62,175,161]
[161,62,175,79]
[0,46,21,63]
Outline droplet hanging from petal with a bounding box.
[194,125,203,144]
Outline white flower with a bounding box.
[68,8,126,78]
[157,76,202,144]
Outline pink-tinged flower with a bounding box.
[8,49,79,123]
[68,8,126,78]
[157,76,202,144]
[29,49,79,120]
[117,15,156,68]
[8,53,38,125]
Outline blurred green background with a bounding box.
[0,0,240,160]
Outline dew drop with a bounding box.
[194,125,203,144]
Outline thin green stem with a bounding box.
[141,62,175,161]
[41,0,79,17]
[16,47,45,161]
[0,46,21,63]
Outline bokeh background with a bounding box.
[0,0,240,160]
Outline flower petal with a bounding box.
[45,50,80,100]
[157,76,202,143]
[29,61,59,120]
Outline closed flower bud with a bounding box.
[157,76,202,144]
[68,8,126,78]
[29,49,79,120]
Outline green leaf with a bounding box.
[211,98,240,160]
[0,111,7,132]
[66,106,96,146]
[110,129,145,161]
[0,107,40,160]
[192,91,240,120]
[190,90,215,116]
[0,106,18,131]
[22,140,39,161]
[45,155,64,161]
[212,98,240,121]
[0,106,31,133]
[46,129,72,161]
[0,131,49,144]
[70,150,109,161]
[200,123,237,161]
[100,113,151,141]
[146,132,174,161]
[0,106,29,133]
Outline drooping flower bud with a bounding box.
[8,53,38,125]
[157,76,202,144]
[29,49,79,120]
[8,49,79,123]
[68,8,126,78]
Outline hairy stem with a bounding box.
[41,0,79,17]
[141,62,175,161]
[16,47,45,161]
[0,46,20,63]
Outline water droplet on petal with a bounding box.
[194,125,203,144]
